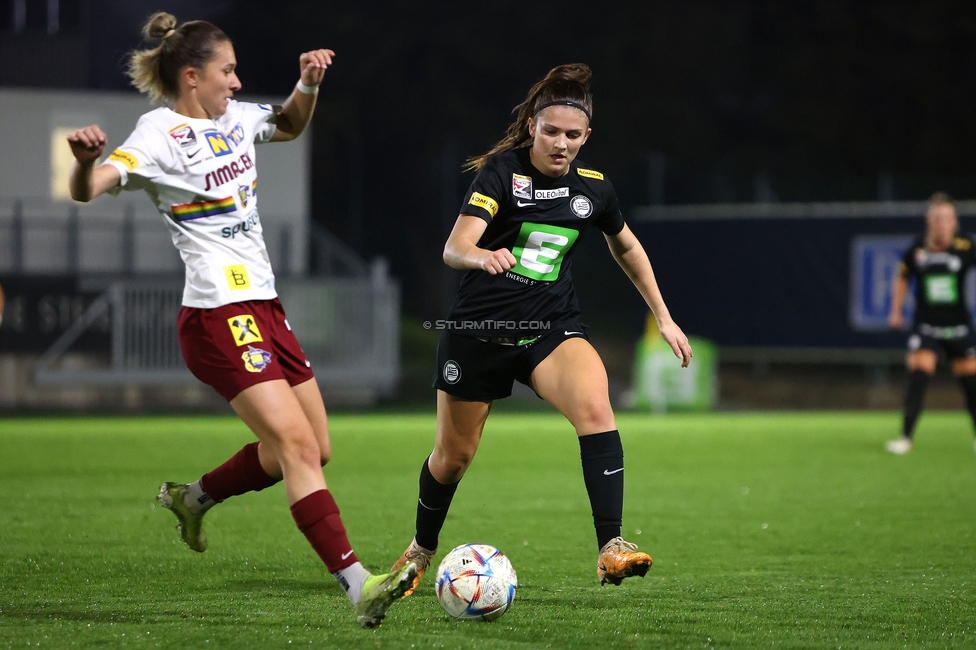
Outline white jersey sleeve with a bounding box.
[240,102,279,144]
[104,115,178,192]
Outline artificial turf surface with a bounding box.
[1,411,975,649]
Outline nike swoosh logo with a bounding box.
[604,468,624,475]
[418,498,445,511]
[186,149,202,159]
[341,550,355,560]
[564,331,583,336]
[516,200,536,207]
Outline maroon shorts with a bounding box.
[177,298,315,401]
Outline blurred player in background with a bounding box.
[66,12,414,628]
[390,63,693,595]
[887,193,976,455]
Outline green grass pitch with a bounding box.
[2,411,975,649]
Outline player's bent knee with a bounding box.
[573,397,615,432]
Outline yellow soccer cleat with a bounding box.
[157,482,208,552]
[355,562,419,628]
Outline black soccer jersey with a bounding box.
[900,234,976,326]
[446,148,625,337]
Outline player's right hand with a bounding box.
[889,312,904,330]
[67,125,108,165]
[480,248,517,275]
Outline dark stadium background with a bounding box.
[4,0,976,405]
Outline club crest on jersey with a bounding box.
[242,345,272,373]
[512,174,532,200]
[570,195,593,219]
[204,129,234,157]
[534,187,569,200]
[168,123,197,149]
[226,123,245,148]
[237,183,250,207]
[443,360,461,384]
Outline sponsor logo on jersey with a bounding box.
[577,167,604,180]
[204,130,234,157]
[534,187,569,200]
[468,192,499,218]
[227,314,263,346]
[168,123,197,148]
[242,345,272,372]
[107,149,139,171]
[570,195,593,219]
[203,152,255,191]
[224,264,252,291]
[226,123,245,148]
[510,222,580,282]
[222,210,260,239]
[915,249,962,272]
[171,196,236,222]
[443,360,461,384]
[512,174,532,199]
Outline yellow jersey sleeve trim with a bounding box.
[576,168,604,180]
[107,149,139,172]
[468,192,499,218]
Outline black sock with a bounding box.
[903,370,931,439]
[579,430,624,550]
[415,457,460,551]
[958,374,976,433]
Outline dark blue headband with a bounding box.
[533,100,591,122]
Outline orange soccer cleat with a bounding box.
[390,538,435,597]
[597,537,652,585]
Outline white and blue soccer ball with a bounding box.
[435,543,517,621]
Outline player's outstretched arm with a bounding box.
[272,49,335,142]
[605,224,693,367]
[443,215,516,274]
[67,125,121,202]
[889,275,909,330]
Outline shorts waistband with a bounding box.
[477,335,541,347]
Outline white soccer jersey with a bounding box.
[104,100,279,308]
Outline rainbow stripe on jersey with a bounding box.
[171,197,237,222]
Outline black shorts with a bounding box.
[907,323,976,360]
[432,322,589,401]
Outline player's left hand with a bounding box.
[659,320,693,368]
[299,49,335,87]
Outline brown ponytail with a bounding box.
[127,12,230,105]
[465,63,593,172]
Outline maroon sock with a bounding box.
[200,442,280,503]
[290,489,359,572]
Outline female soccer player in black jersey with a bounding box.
[886,193,976,454]
[391,64,693,593]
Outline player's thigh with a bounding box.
[951,357,976,376]
[530,337,615,435]
[430,390,491,482]
[230,379,316,457]
[291,377,331,464]
[906,349,937,373]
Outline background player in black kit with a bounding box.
[887,193,976,455]
[390,64,693,594]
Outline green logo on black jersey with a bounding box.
[925,274,958,304]
[511,222,579,282]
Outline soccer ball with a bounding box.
[435,543,517,621]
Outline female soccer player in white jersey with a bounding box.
[66,12,415,628]
[390,64,693,594]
